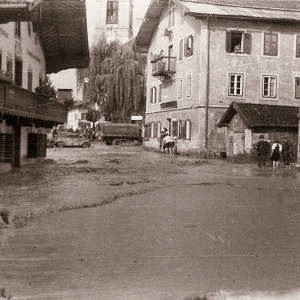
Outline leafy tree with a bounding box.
[77,35,146,123]
[35,75,57,99]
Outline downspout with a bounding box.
[205,16,210,149]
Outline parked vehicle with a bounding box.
[53,132,90,148]
[95,123,142,145]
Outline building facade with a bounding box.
[135,0,300,157]
[0,0,89,171]
[94,0,133,44]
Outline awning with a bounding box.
[218,101,299,129]
[0,0,89,74]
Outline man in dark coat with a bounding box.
[257,134,270,169]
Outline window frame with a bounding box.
[150,86,157,103]
[27,68,33,91]
[106,0,119,24]
[187,74,192,97]
[178,77,183,99]
[228,73,243,96]
[263,32,278,57]
[226,31,251,54]
[185,35,194,57]
[262,75,277,98]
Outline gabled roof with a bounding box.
[0,0,89,74]
[134,0,300,52]
[217,102,299,128]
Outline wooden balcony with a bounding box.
[151,56,176,80]
[0,79,67,124]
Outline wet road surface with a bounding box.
[1,166,300,300]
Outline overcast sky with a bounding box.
[86,0,152,44]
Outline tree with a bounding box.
[35,75,57,99]
[77,35,146,123]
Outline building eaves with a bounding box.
[0,0,89,74]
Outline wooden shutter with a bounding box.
[180,120,186,139]
[226,31,232,53]
[172,120,178,137]
[150,88,153,103]
[0,133,13,162]
[143,124,149,141]
[297,36,300,58]
[154,122,158,138]
[243,33,251,54]
[38,134,47,157]
[28,133,38,158]
[187,35,193,56]
[184,37,188,57]
[295,77,300,99]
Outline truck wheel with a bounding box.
[106,141,112,145]
[57,142,64,148]
[112,139,121,146]
[81,142,89,148]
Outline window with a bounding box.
[186,119,191,140]
[81,113,87,120]
[0,52,2,71]
[179,39,183,61]
[226,31,251,54]
[150,86,157,103]
[295,77,300,99]
[15,22,21,38]
[150,122,155,138]
[157,121,161,138]
[187,75,192,97]
[263,76,277,98]
[263,33,278,56]
[229,74,243,96]
[158,84,162,102]
[178,77,183,99]
[168,82,172,100]
[7,60,13,79]
[27,69,33,91]
[75,113,78,120]
[0,133,13,162]
[172,120,179,137]
[15,59,23,86]
[168,7,175,28]
[185,35,194,57]
[106,0,119,24]
[296,35,300,58]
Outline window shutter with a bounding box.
[154,122,158,138]
[143,124,149,141]
[172,120,178,137]
[297,36,300,58]
[0,133,13,162]
[226,31,232,52]
[295,77,300,99]
[38,134,47,157]
[28,133,38,158]
[180,120,186,139]
[184,37,188,57]
[187,35,193,56]
[243,33,251,54]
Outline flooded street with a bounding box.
[0,144,300,300]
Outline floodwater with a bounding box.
[1,168,300,300]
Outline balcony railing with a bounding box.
[0,79,67,123]
[151,56,176,80]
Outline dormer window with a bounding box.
[226,31,251,54]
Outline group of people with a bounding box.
[257,134,293,170]
[159,129,175,154]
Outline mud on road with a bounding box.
[0,143,207,243]
[0,142,299,245]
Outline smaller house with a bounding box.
[67,101,91,131]
[218,102,298,160]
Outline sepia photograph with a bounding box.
[0,0,300,299]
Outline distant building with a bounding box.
[134,0,300,158]
[0,0,89,171]
[94,0,133,44]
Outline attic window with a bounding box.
[226,31,251,54]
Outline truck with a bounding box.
[95,123,142,145]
